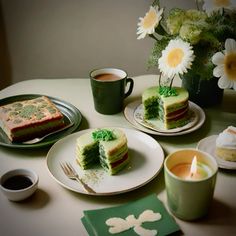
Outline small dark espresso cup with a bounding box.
[90,68,134,114]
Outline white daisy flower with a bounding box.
[137,6,163,40]
[202,0,236,14]
[212,38,236,90]
[158,38,195,79]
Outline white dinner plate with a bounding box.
[134,102,198,133]
[46,127,164,195]
[124,99,205,136]
[197,135,236,170]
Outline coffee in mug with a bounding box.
[90,68,134,114]
[94,73,122,81]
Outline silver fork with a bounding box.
[60,162,96,194]
[22,122,74,144]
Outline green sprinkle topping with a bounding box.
[159,86,178,97]
[92,129,116,141]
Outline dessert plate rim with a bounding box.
[197,135,236,170]
[133,102,198,133]
[46,127,164,196]
[124,99,205,136]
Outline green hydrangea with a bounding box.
[179,23,202,44]
[166,8,185,35]
[185,9,207,22]
[167,8,208,44]
[141,0,236,83]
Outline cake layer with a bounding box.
[142,86,188,112]
[99,129,127,156]
[216,147,236,162]
[0,96,65,142]
[142,86,189,129]
[99,143,129,175]
[164,111,190,129]
[76,132,99,169]
[76,128,130,174]
[104,152,130,175]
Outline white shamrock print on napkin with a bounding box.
[105,209,162,236]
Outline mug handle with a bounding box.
[124,78,134,98]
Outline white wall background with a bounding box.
[1,0,196,85]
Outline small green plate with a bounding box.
[0,94,82,149]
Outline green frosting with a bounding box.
[159,86,178,97]
[92,129,116,141]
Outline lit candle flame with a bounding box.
[190,156,197,178]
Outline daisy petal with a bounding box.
[218,76,232,89]
[212,52,225,65]
[136,5,163,40]
[158,38,195,79]
[137,32,146,40]
[213,65,225,77]
[225,38,236,53]
[233,82,236,91]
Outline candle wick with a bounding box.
[190,172,194,178]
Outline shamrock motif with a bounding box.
[105,209,162,236]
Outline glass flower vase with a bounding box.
[181,73,224,108]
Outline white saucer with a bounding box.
[124,99,205,136]
[134,102,198,133]
[197,135,236,170]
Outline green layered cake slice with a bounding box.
[76,128,130,175]
[99,129,129,175]
[142,86,190,129]
[76,132,99,169]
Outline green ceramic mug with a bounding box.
[164,149,218,221]
[90,68,134,114]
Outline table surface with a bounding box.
[0,75,236,236]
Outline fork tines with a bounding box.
[60,162,73,175]
[60,162,96,194]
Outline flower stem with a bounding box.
[195,0,200,10]
[169,76,174,89]
[149,34,159,41]
[158,72,162,86]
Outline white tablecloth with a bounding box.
[0,75,236,236]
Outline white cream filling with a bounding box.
[216,126,236,149]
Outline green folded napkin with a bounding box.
[81,194,180,236]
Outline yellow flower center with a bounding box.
[224,53,236,81]
[214,0,230,7]
[143,9,157,29]
[167,48,184,68]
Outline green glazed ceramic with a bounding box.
[90,68,134,115]
[164,149,218,221]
